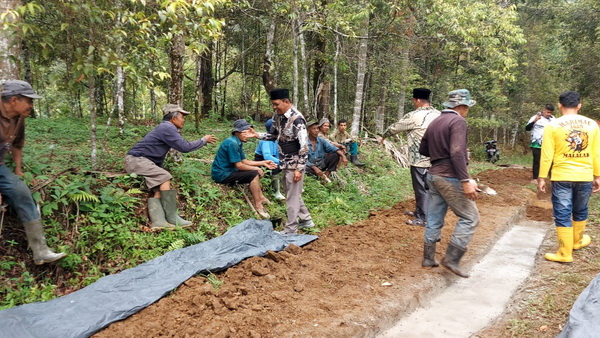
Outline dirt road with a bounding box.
[97,167,552,337]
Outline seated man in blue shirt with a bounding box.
[255,118,285,201]
[125,104,217,229]
[212,119,277,218]
[306,120,347,183]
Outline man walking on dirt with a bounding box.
[0,80,66,265]
[526,104,555,184]
[419,89,479,278]
[252,88,314,234]
[125,104,217,229]
[538,91,600,264]
[380,88,441,226]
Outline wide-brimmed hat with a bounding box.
[443,89,476,108]
[232,119,253,133]
[1,80,43,99]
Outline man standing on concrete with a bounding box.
[381,88,441,226]
[538,91,600,263]
[252,88,314,234]
[419,89,479,278]
[0,80,66,264]
[125,104,217,228]
[526,104,555,184]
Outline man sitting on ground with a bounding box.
[331,119,365,166]
[306,120,347,183]
[212,119,277,218]
[125,104,217,229]
[318,118,344,150]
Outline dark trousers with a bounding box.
[410,166,429,222]
[531,147,541,179]
[306,153,340,176]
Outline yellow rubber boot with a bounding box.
[573,220,591,250]
[545,227,573,263]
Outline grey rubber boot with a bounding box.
[350,155,365,166]
[422,242,439,267]
[272,174,286,200]
[23,219,67,265]
[148,198,175,229]
[441,242,469,278]
[160,190,192,227]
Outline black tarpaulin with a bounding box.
[0,219,318,338]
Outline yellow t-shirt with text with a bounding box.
[539,114,600,181]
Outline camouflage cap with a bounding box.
[162,103,190,115]
[442,89,476,108]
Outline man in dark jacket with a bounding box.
[419,89,479,278]
[125,104,216,228]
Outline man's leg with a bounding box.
[323,153,340,177]
[424,174,448,244]
[282,169,309,234]
[531,147,541,180]
[572,182,592,250]
[411,166,429,223]
[546,181,574,262]
[348,142,365,166]
[249,175,266,210]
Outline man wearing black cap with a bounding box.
[212,119,277,218]
[381,88,441,226]
[250,88,314,234]
[0,80,66,264]
[125,103,217,229]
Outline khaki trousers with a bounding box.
[282,169,311,233]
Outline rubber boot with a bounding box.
[350,155,365,167]
[545,227,573,263]
[148,198,175,229]
[422,242,439,267]
[573,220,591,250]
[441,242,469,278]
[160,190,192,227]
[272,174,286,201]
[23,219,67,265]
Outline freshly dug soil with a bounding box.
[97,167,551,337]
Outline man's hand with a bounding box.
[379,137,386,145]
[203,135,217,144]
[593,176,600,193]
[312,166,323,177]
[293,169,303,182]
[244,128,259,138]
[462,180,478,200]
[538,178,546,193]
[263,160,277,170]
[339,153,348,167]
[256,168,265,178]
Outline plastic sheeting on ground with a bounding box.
[558,272,600,338]
[0,219,318,338]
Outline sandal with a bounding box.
[404,210,415,217]
[406,219,426,227]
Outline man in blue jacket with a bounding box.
[125,104,217,229]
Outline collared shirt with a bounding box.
[419,109,470,181]
[330,128,352,144]
[383,106,441,167]
[0,110,25,165]
[127,121,207,167]
[307,137,339,168]
[211,135,246,182]
[526,113,555,148]
[260,107,308,171]
[255,140,280,165]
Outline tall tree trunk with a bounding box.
[292,19,299,105]
[315,81,330,119]
[312,31,326,116]
[375,79,388,134]
[262,21,276,93]
[0,0,21,80]
[116,65,125,136]
[194,52,202,129]
[168,33,185,105]
[351,28,369,139]
[333,33,340,125]
[299,23,310,115]
[89,76,98,170]
[200,43,214,118]
[397,48,409,119]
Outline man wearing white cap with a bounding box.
[0,80,66,264]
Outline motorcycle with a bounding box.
[484,140,500,163]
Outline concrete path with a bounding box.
[379,221,547,338]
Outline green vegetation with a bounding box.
[1,117,415,309]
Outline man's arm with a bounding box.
[12,147,24,176]
[382,115,415,140]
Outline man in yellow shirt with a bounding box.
[538,91,600,263]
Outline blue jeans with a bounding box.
[551,181,592,227]
[0,164,40,222]
[425,174,480,249]
[342,142,359,156]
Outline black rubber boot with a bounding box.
[422,242,439,267]
[441,242,469,278]
[350,155,365,166]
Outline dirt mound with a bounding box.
[97,167,546,337]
